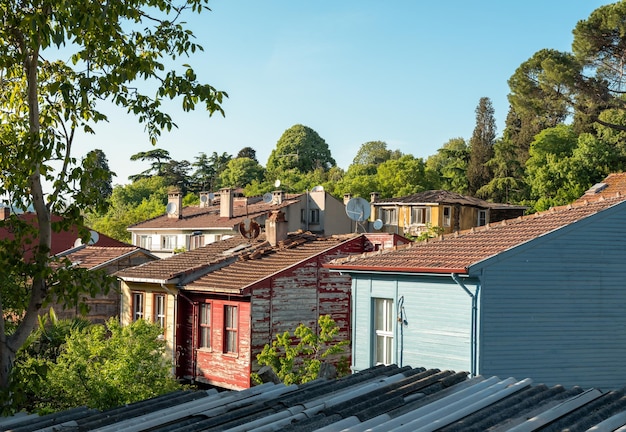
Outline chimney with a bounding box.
[166,189,183,219]
[343,193,352,205]
[0,207,10,220]
[266,210,288,246]
[199,191,213,208]
[370,192,380,203]
[220,188,234,218]
[272,190,284,205]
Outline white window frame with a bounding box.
[443,206,451,227]
[374,298,394,366]
[162,235,177,250]
[199,303,211,349]
[410,206,431,225]
[153,294,166,329]
[132,292,144,321]
[381,208,397,225]
[139,235,152,250]
[224,305,238,354]
[478,210,487,226]
[189,234,204,250]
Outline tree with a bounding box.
[351,141,400,166]
[376,155,431,197]
[80,149,114,214]
[253,315,349,386]
[477,137,527,203]
[426,138,470,194]
[160,159,192,193]
[467,97,496,195]
[266,125,336,177]
[0,0,226,391]
[128,149,172,182]
[12,318,180,414]
[219,157,265,188]
[237,146,257,162]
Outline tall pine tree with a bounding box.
[467,97,496,196]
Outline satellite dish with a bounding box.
[311,185,324,192]
[274,179,281,188]
[373,219,383,230]
[209,192,215,200]
[345,197,371,222]
[166,202,177,214]
[88,230,100,244]
[200,195,208,203]
[238,218,260,239]
[263,192,273,204]
[74,238,82,247]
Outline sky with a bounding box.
[74,0,613,187]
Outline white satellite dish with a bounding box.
[311,185,324,192]
[345,197,371,222]
[263,192,273,204]
[373,219,383,230]
[274,179,281,188]
[200,194,208,203]
[88,230,100,244]
[166,202,177,214]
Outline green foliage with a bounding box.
[467,97,496,195]
[266,125,336,178]
[11,318,180,414]
[415,223,445,242]
[426,138,470,194]
[220,157,265,188]
[253,315,349,386]
[376,155,430,197]
[80,149,114,214]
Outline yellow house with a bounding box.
[369,190,526,236]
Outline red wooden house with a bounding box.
[117,211,409,390]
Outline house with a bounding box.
[127,187,353,258]
[116,214,409,390]
[53,245,158,323]
[368,190,526,237]
[7,365,626,431]
[327,178,626,389]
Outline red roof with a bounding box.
[59,246,152,270]
[327,195,625,274]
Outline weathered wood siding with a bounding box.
[477,205,626,389]
[352,275,472,374]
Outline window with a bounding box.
[189,234,204,250]
[374,298,393,365]
[478,210,487,226]
[162,235,177,250]
[443,206,451,227]
[139,235,152,249]
[199,303,211,349]
[410,206,431,225]
[224,305,238,354]
[154,294,166,328]
[381,208,397,225]
[309,209,320,224]
[300,209,306,223]
[132,292,144,321]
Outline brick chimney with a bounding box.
[272,190,284,205]
[167,190,183,219]
[0,207,10,220]
[199,191,213,208]
[220,188,234,218]
[266,210,288,246]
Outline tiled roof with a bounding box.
[575,171,626,203]
[6,365,626,431]
[57,246,150,270]
[128,195,302,230]
[115,235,267,282]
[328,195,625,274]
[186,233,356,293]
[373,189,525,210]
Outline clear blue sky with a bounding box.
[75,0,612,186]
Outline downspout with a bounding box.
[160,283,178,375]
[451,273,480,377]
[306,189,310,231]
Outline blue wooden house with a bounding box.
[327,174,626,389]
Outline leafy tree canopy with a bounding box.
[219,157,265,188]
[266,125,336,177]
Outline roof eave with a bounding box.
[325,264,468,275]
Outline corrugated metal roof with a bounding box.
[5,365,626,431]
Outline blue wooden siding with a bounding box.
[476,204,626,389]
[351,275,474,373]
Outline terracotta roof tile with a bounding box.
[186,234,356,293]
[575,172,626,203]
[115,235,268,282]
[128,196,302,230]
[373,189,524,209]
[329,196,625,274]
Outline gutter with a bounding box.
[161,283,178,373]
[325,265,468,275]
[451,273,480,377]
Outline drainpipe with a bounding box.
[160,283,178,374]
[451,273,480,377]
